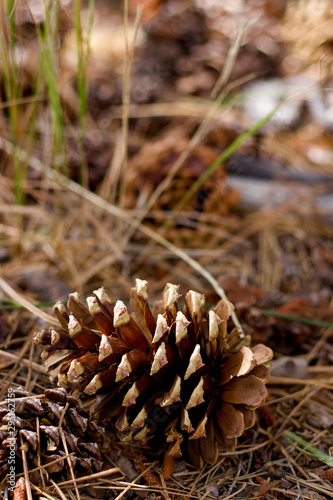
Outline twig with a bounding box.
[277,386,321,433]
[226,459,242,497]
[286,474,333,498]
[306,326,333,363]
[223,483,247,499]
[59,424,81,500]
[114,463,156,500]
[19,434,33,500]
[218,438,275,456]
[57,403,81,500]
[279,443,310,480]
[287,457,303,499]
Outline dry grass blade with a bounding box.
[218,438,274,456]
[35,417,46,489]
[277,386,321,433]
[56,402,80,500]
[0,205,47,216]
[27,453,76,474]
[268,376,333,391]
[0,277,58,326]
[115,2,142,213]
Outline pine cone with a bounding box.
[125,133,239,217]
[0,386,111,489]
[34,280,273,469]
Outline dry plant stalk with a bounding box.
[34,279,273,469]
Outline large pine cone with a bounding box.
[0,387,111,489]
[34,280,273,469]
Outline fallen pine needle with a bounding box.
[0,350,47,374]
[0,277,58,326]
[56,467,121,486]
[268,376,333,390]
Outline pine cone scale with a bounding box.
[215,404,245,439]
[221,375,268,407]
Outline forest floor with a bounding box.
[0,0,333,498]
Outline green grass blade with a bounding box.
[172,104,280,215]
[0,0,23,204]
[75,0,95,187]
[283,431,333,467]
[261,310,333,329]
[35,0,67,173]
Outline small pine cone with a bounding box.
[34,280,273,469]
[0,387,112,489]
[125,135,239,218]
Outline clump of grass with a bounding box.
[0,0,95,194]
[0,0,22,204]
